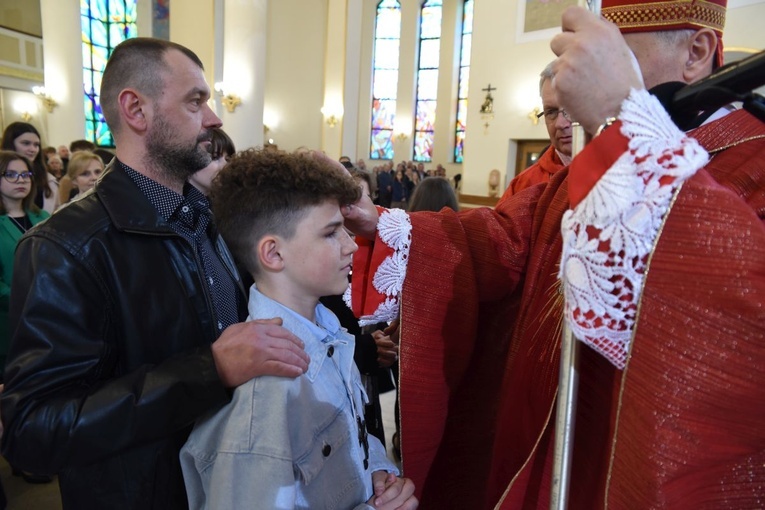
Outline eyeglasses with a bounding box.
[2,171,34,183]
[536,108,571,122]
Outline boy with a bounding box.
[180,149,417,510]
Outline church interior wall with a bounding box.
[0,0,762,197]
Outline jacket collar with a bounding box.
[95,160,176,235]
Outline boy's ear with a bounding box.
[257,235,284,271]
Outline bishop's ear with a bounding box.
[684,28,718,84]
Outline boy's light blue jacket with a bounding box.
[181,285,397,509]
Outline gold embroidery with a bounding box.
[602,0,725,32]
[706,134,765,155]
[494,389,558,509]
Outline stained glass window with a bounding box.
[454,0,473,163]
[413,0,442,163]
[81,0,138,147]
[370,0,401,160]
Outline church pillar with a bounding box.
[169,0,216,92]
[393,0,420,162]
[217,0,267,150]
[39,0,86,146]
[321,0,348,159]
[340,0,363,160]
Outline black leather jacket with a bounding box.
[0,164,245,509]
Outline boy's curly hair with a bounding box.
[211,148,361,275]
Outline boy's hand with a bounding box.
[211,318,310,387]
[368,471,418,509]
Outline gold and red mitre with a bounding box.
[602,0,727,65]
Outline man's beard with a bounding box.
[145,112,212,184]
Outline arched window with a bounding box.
[81,0,137,147]
[370,0,401,160]
[413,0,442,163]
[454,0,473,163]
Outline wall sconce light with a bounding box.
[21,112,32,122]
[395,131,409,142]
[214,82,242,113]
[528,107,541,125]
[320,106,342,128]
[32,86,57,113]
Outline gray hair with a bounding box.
[539,61,556,96]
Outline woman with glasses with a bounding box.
[0,151,51,485]
[1,122,60,214]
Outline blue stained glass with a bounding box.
[376,2,401,39]
[110,23,131,43]
[419,39,440,69]
[84,0,107,21]
[459,67,469,99]
[460,33,472,66]
[91,18,108,47]
[454,0,474,163]
[371,0,401,159]
[374,39,400,70]
[109,0,124,17]
[417,69,438,100]
[91,48,108,75]
[420,1,443,39]
[83,69,95,95]
[415,101,436,131]
[371,129,394,160]
[84,95,95,121]
[372,99,396,130]
[413,0,442,161]
[373,70,399,100]
[413,132,433,162]
[82,0,136,147]
[456,99,468,130]
[454,131,465,163]
[464,0,473,31]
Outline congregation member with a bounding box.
[0,37,309,509]
[64,151,104,199]
[188,127,235,195]
[343,0,765,507]
[504,61,572,197]
[1,122,59,214]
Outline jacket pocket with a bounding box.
[294,409,352,486]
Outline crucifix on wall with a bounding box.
[480,83,496,114]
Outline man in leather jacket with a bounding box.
[0,38,310,509]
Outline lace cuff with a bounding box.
[351,208,411,326]
[559,88,709,369]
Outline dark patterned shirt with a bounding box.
[119,161,241,336]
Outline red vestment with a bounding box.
[351,106,765,509]
[504,146,566,199]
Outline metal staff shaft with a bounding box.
[549,122,587,510]
[550,3,601,507]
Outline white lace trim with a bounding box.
[559,88,709,369]
[357,208,411,326]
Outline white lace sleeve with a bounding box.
[559,88,709,369]
[354,208,412,326]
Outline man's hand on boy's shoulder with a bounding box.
[211,318,310,388]
[368,471,418,510]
